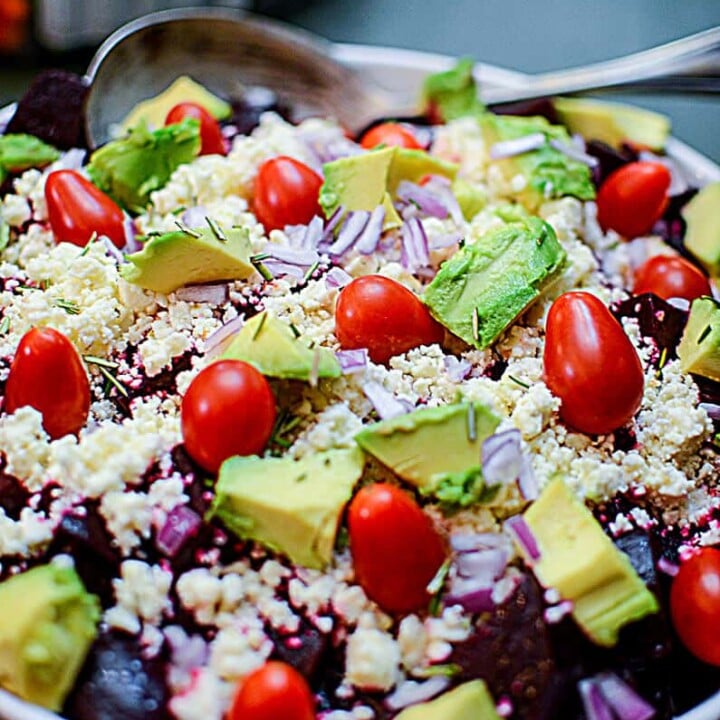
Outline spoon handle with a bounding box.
[481,26,720,104]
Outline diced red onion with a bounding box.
[321,205,346,243]
[336,348,368,375]
[262,259,307,280]
[657,556,680,577]
[327,211,370,255]
[517,453,539,501]
[578,680,615,720]
[549,138,600,168]
[157,505,202,557]
[354,205,385,254]
[450,531,509,553]
[325,266,353,290]
[667,297,690,312]
[445,580,495,613]
[123,217,141,253]
[490,133,546,160]
[422,176,465,226]
[443,355,472,382]
[505,514,541,561]
[700,402,720,421]
[385,676,450,711]
[176,283,229,304]
[429,232,463,250]
[455,547,509,581]
[101,236,125,264]
[482,430,523,487]
[264,244,319,266]
[181,205,208,229]
[595,673,656,720]
[363,381,412,420]
[204,315,244,355]
[396,180,450,220]
[302,215,325,250]
[401,217,430,271]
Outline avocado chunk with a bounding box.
[221,311,341,381]
[208,447,365,569]
[479,113,595,211]
[682,182,720,278]
[121,222,254,295]
[553,97,670,152]
[121,75,232,131]
[424,217,566,349]
[453,178,487,220]
[0,563,100,711]
[319,146,457,229]
[677,296,720,382]
[520,478,658,647]
[87,118,200,213]
[394,680,501,720]
[0,134,60,183]
[355,402,499,497]
[422,57,486,123]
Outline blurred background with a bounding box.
[1,0,719,161]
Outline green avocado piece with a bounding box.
[0,563,100,711]
[682,182,720,278]
[394,680,500,720]
[424,217,566,349]
[121,75,232,131]
[521,478,659,647]
[479,113,595,211]
[553,97,670,152]
[87,118,200,214]
[221,311,341,381]
[121,222,254,295]
[453,178,487,220]
[355,402,499,496]
[677,296,720,382]
[0,134,60,174]
[421,58,486,123]
[209,448,365,569]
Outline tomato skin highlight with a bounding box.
[45,169,126,249]
[596,161,671,239]
[180,360,276,474]
[359,122,423,150]
[335,275,444,364]
[253,156,323,232]
[165,102,226,156]
[348,483,447,615]
[543,291,644,436]
[670,548,720,666]
[228,661,315,720]
[633,254,711,302]
[4,327,90,439]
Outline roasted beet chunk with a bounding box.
[490,98,559,125]
[6,70,89,149]
[0,465,30,520]
[585,140,638,187]
[268,621,329,681]
[63,630,169,720]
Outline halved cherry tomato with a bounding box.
[359,122,423,150]
[670,548,720,666]
[633,254,711,302]
[253,156,323,233]
[180,360,276,473]
[596,161,671,239]
[228,661,315,720]
[165,102,226,156]
[4,327,90,439]
[543,291,644,435]
[348,483,447,614]
[45,170,126,249]
[335,275,444,364]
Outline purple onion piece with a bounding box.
[327,210,370,255]
[595,673,656,720]
[700,402,720,420]
[429,232,463,250]
[482,429,523,487]
[638,150,690,197]
[549,138,600,168]
[55,147,86,171]
[579,680,616,720]
[321,205,346,243]
[396,180,450,219]
[181,205,209,229]
[656,556,680,577]
[666,296,691,312]
[385,676,450,711]
[443,355,472,382]
[156,505,202,557]
[335,348,368,375]
[455,547,509,581]
[302,215,325,250]
[363,381,412,420]
[450,531,509,553]
[0,103,16,134]
[101,236,125,264]
[517,453,539,501]
[325,266,353,290]
[204,315,244,356]
[401,217,430,271]
[505,514,541,562]
[264,244,319,266]
[355,205,385,254]
[262,259,307,280]
[444,584,495,613]
[122,217,141,253]
[489,133,546,160]
[175,283,229,305]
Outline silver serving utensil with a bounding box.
[85,8,720,148]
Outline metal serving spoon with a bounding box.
[85,7,720,148]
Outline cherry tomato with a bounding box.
[633,254,711,302]
[165,102,226,156]
[596,161,671,239]
[228,661,315,720]
[543,291,644,435]
[45,170,126,249]
[4,327,90,439]
[335,275,444,364]
[181,360,276,473]
[348,483,447,614]
[253,156,323,233]
[359,122,423,150]
[670,548,720,666]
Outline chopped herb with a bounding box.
[205,216,227,242]
[698,325,713,344]
[83,355,120,370]
[655,346,669,379]
[289,322,301,339]
[295,473,307,483]
[250,255,273,281]
[171,206,186,216]
[269,410,302,453]
[98,365,129,397]
[80,232,98,256]
[466,401,477,442]
[252,312,267,340]
[0,220,10,252]
[54,298,80,315]
[0,316,10,335]
[471,307,480,343]
[508,374,530,389]
[303,260,320,284]
[174,220,201,238]
[335,525,350,552]
[427,558,452,616]
[414,663,462,679]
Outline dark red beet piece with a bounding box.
[490,97,559,125]
[0,467,30,520]
[268,622,328,681]
[585,140,638,187]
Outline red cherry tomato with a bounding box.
[633,254,711,302]
[45,170,126,249]
[543,291,644,435]
[253,156,323,233]
[335,275,444,364]
[165,102,226,156]
[228,661,315,720]
[596,161,671,239]
[359,122,423,150]
[4,327,90,439]
[670,548,720,666]
[348,483,447,614]
[180,360,276,473]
